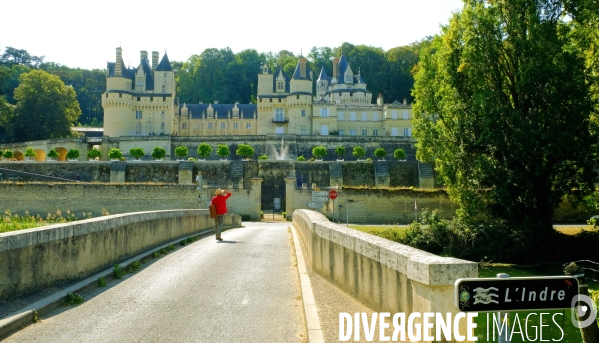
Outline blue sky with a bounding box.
[1,0,464,70]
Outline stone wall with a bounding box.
[291,210,477,342]
[0,183,261,220]
[0,210,241,299]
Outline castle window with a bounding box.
[391,110,398,120]
[269,98,272,103]
[105,93,108,98]
[221,122,226,129]
[350,112,356,121]
[150,97,153,101]
[162,85,165,93]
[163,97,166,101]
[277,81,284,90]
[391,128,399,136]
[182,123,187,129]
[278,98,281,103]
[373,129,379,136]
[296,95,299,99]
[362,129,368,136]
[301,110,306,117]
[373,113,379,121]
[403,128,412,137]
[233,122,238,129]
[164,73,166,77]
[274,108,284,122]
[208,122,213,129]
[300,126,307,135]
[349,129,356,136]
[339,129,344,136]
[403,110,409,120]
[195,123,200,129]
[320,108,329,117]
[362,112,367,121]
[119,93,122,98]
[338,112,344,121]
[137,97,140,101]
[246,122,251,129]
[135,111,142,119]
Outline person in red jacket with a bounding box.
[211,188,231,241]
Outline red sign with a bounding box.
[328,190,338,199]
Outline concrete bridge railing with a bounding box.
[291,210,478,338]
[0,210,241,300]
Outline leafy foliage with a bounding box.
[217,144,230,158]
[66,149,79,160]
[24,147,36,157]
[296,155,306,161]
[87,148,101,159]
[312,146,326,159]
[236,144,254,158]
[412,0,598,253]
[175,146,188,158]
[352,146,366,159]
[196,143,211,159]
[3,149,13,159]
[374,148,386,159]
[108,148,123,160]
[47,149,58,159]
[258,154,268,160]
[11,70,80,141]
[393,148,406,160]
[151,146,166,160]
[129,147,145,159]
[334,145,345,158]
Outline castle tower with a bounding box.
[316,67,328,99]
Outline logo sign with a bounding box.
[329,190,338,199]
[307,202,324,209]
[455,276,579,312]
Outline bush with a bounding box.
[365,157,372,162]
[175,146,188,159]
[335,146,345,159]
[296,155,306,161]
[87,148,102,159]
[108,148,123,160]
[3,150,13,159]
[258,154,268,160]
[129,147,145,159]
[66,149,79,160]
[312,146,326,159]
[393,148,406,160]
[151,146,166,160]
[0,150,3,159]
[352,146,366,159]
[25,147,36,157]
[197,143,212,159]
[374,148,386,159]
[236,144,255,158]
[217,144,230,158]
[47,149,58,159]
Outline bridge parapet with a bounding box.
[0,210,241,300]
[292,209,478,341]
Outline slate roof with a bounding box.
[317,67,328,82]
[136,58,154,91]
[179,103,257,120]
[291,61,312,81]
[271,67,290,93]
[156,53,172,71]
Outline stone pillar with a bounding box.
[110,161,126,183]
[285,177,296,220]
[178,161,194,185]
[329,162,343,188]
[251,178,263,221]
[375,161,390,187]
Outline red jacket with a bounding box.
[211,192,231,215]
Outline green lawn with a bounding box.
[349,225,408,242]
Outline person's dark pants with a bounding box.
[214,215,224,238]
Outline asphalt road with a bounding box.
[5,222,306,343]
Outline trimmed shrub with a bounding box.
[393,148,406,160]
[108,148,123,160]
[352,146,366,159]
[66,149,79,160]
[217,144,230,158]
[236,144,254,158]
[335,146,345,159]
[129,147,145,159]
[374,148,387,159]
[258,154,268,160]
[312,146,326,159]
[175,146,188,159]
[152,146,166,160]
[296,155,306,161]
[87,148,102,159]
[25,147,36,158]
[197,143,212,159]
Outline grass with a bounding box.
[555,226,599,235]
[63,292,85,306]
[349,225,408,242]
[0,209,94,233]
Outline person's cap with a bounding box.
[215,188,224,195]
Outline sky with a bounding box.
[1,0,464,70]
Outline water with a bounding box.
[269,138,289,160]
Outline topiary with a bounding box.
[296,155,306,161]
[258,154,268,160]
[47,149,58,159]
[129,147,145,159]
[175,146,188,159]
[25,147,36,158]
[312,146,326,159]
[109,148,123,160]
[236,144,255,159]
[66,149,79,160]
[87,148,102,159]
[151,146,166,160]
[352,146,366,159]
[374,148,387,160]
[393,148,406,160]
[197,143,212,159]
[335,145,345,159]
[217,144,230,159]
[3,150,13,159]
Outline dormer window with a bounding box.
[277,81,284,90]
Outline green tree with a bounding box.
[109,148,123,160]
[312,146,327,159]
[11,69,81,141]
[197,143,212,159]
[352,146,366,159]
[412,0,597,254]
[236,144,255,159]
[393,148,406,160]
[24,147,36,158]
[258,154,268,160]
[374,148,387,160]
[3,149,13,159]
[175,146,188,159]
[47,149,58,160]
[129,147,145,160]
[66,149,79,160]
[335,146,345,159]
[217,144,230,159]
[296,155,306,161]
[87,148,102,160]
[151,146,166,160]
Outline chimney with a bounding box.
[152,51,159,70]
[299,57,307,78]
[115,47,122,76]
[214,100,218,104]
[140,50,148,62]
[377,93,383,106]
[403,98,407,105]
[333,58,340,78]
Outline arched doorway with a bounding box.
[13,151,24,161]
[34,149,46,161]
[55,147,67,161]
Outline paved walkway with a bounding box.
[4,222,306,343]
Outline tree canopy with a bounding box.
[11,70,81,141]
[412,0,598,246]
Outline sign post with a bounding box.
[329,190,338,222]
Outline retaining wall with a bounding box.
[292,209,478,342]
[0,210,241,299]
